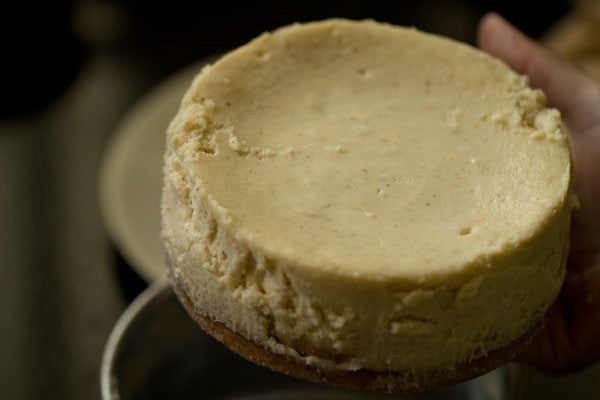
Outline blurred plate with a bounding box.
[101,280,508,400]
[99,58,214,282]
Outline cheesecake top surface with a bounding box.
[171,19,571,284]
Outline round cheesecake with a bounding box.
[161,19,573,391]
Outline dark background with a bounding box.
[0,1,574,399]
[0,0,570,118]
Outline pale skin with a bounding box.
[478,13,600,372]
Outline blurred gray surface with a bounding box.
[102,281,508,400]
[0,54,151,399]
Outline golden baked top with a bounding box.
[168,19,571,285]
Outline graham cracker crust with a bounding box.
[170,272,545,393]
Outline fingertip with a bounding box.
[476,15,490,49]
[477,12,536,77]
[478,12,503,34]
[477,12,511,53]
[481,12,505,26]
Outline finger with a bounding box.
[517,301,579,373]
[477,13,600,135]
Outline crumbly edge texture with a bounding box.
[169,268,547,393]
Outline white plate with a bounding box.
[99,59,214,282]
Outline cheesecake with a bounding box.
[161,19,573,391]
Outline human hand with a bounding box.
[478,12,600,373]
